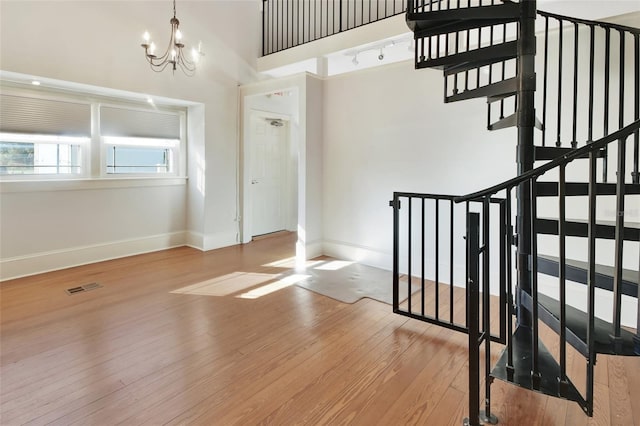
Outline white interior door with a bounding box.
[250,116,287,237]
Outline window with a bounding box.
[0,134,86,175]
[0,89,185,179]
[104,137,178,174]
[100,105,182,176]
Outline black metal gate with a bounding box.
[390,192,509,343]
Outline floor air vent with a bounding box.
[65,282,102,295]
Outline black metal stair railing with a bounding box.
[390,193,507,342]
[262,0,409,55]
[536,11,640,184]
[456,118,640,420]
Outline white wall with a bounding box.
[322,61,516,271]
[0,1,261,279]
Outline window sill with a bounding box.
[0,176,188,193]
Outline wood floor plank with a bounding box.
[1,231,638,425]
[623,356,640,425]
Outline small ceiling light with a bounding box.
[141,0,203,76]
[31,80,41,86]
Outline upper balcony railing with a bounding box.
[262,0,409,55]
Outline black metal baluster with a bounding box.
[262,0,266,56]
[435,198,440,320]
[276,0,279,51]
[318,0,322,38]
[611,31,627,352]
[635,34,640,183]
[505,189,514,381]
[393,193,400,311]
[498,199,506,342]
[465,29,470,91]
[272,0,276,51]
[324,2,330,36]
[450,199,455,324]
[603,28,611,182]
[466,201,469,327]
[408,197,413,314]
[636,241,640,355]
[454,31,459,94]
[464,212,481,426]
[612,137,626,352]
[346,0,351,30]
[422,197,426,316]
[541,16,549,146]
[556,19,563,147]
[530,178,541,390]
[571,23,579,148]
[585,150,597,417]
[619,30,625,135]
[558,164,568,396]
[481,197,496,425]
[476,27,481,88]
[500,24,507,119]
[587,26,595,144]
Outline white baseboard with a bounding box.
[202,230,239,251]
[322,239,392,271]
[323,239,469,288]
[1,231,188,281]
[305,240,324,260]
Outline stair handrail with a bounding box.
[537,9,640,35]
[454,119,640,203]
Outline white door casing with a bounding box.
[250,115,287,237]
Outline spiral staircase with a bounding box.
[391,0,640,424]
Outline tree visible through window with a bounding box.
[0,139,81,175]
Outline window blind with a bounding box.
[100,106,181,139]
[0,94,91,137]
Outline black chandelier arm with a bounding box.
[140,0,201,76]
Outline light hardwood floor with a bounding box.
[1,232,638,425]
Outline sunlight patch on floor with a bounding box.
[170,272,279,297]
[262,256,325,269]
[237,274,311,299]
[313,260,353,271]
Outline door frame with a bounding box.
[242,108,296,243]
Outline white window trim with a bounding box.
[0,85,188,187]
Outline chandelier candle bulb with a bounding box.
[140,0,201,75]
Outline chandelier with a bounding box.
[141,0,203,76]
